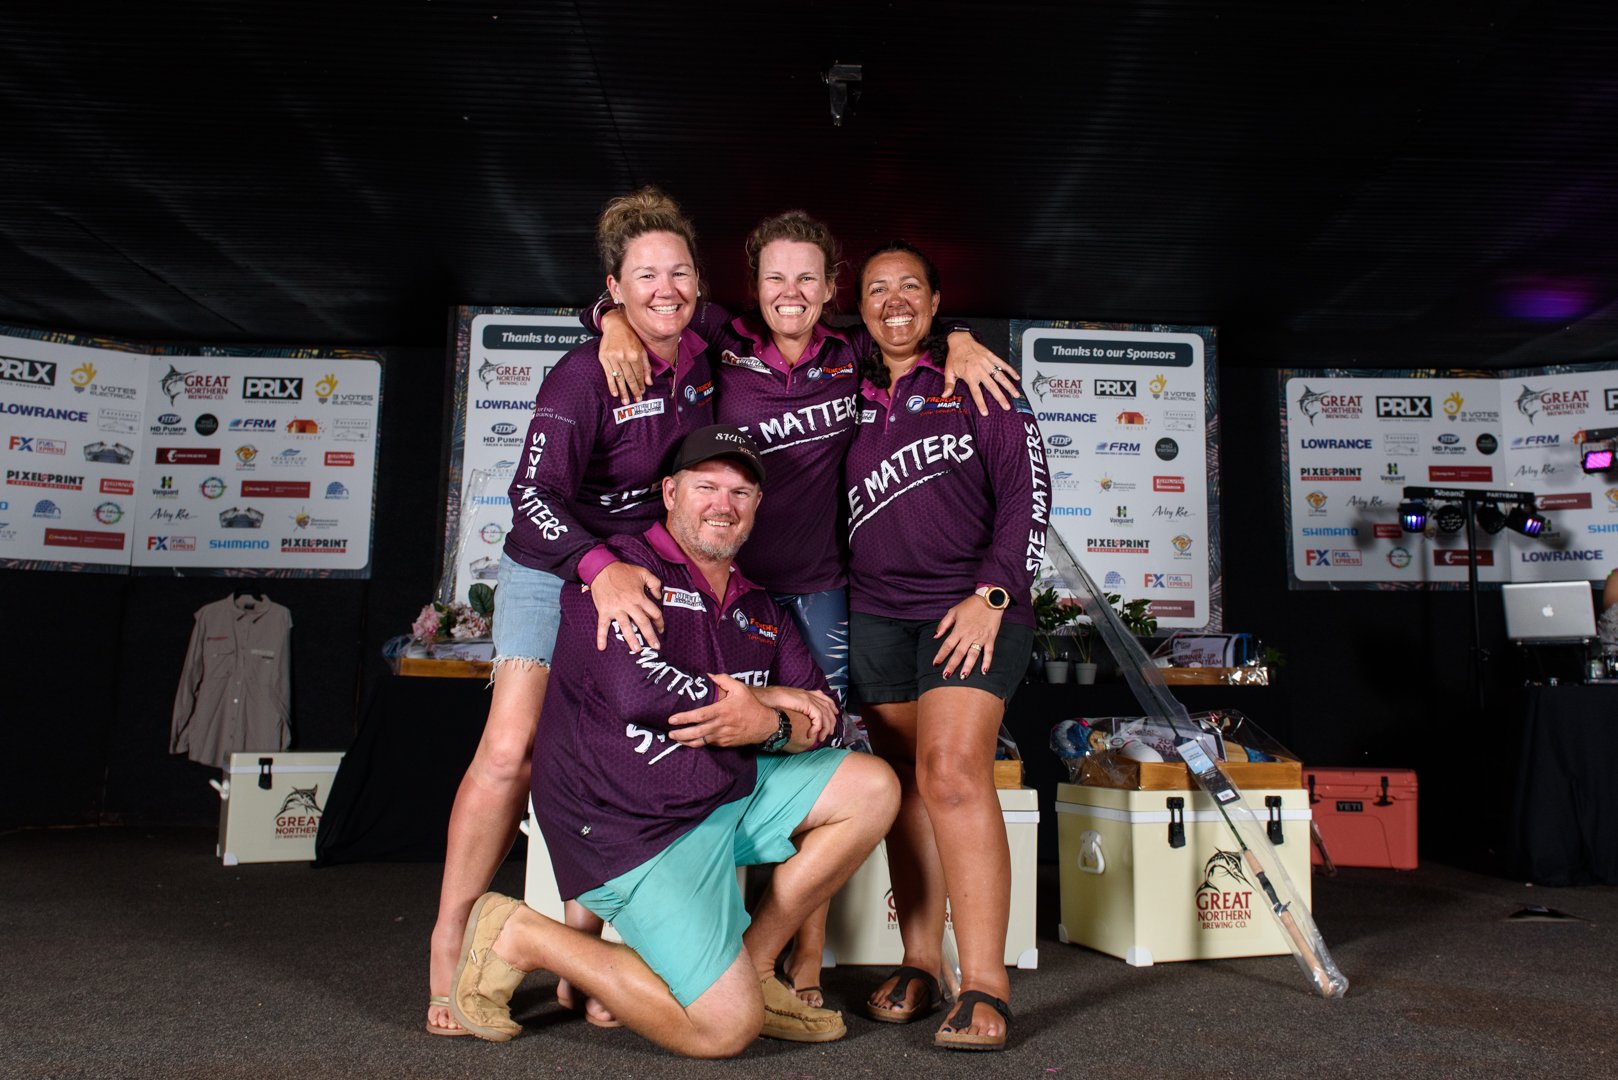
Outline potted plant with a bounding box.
[1032,582,1087,683]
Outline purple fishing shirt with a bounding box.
[844,354,1050,628]
[533,522,833,899]
[503,332,715,582]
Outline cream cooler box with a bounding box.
[824,786,1039,969]
[1056,781,1311,966]
[213,751,344,865]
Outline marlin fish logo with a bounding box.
[1515,385,1544,424]
[1296,386,1324,425]
[276,786,324,815]
[1031,372,1054,401]
[477,357,499,389]
[1198,850,1251,892]
[160,364,191,406]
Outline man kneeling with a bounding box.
[450,425,900,1057]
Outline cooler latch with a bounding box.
[1166,796,1186,849]
[1265,795,1285,844]
[258,757,274,790]
[1376,776,1393,806]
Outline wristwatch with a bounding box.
[759,708,793,753]
[976,585,1011,610]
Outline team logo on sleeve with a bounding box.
[661,587,706,612]
[808,361,857,380]
[613,399,666,424]
[905,394,963,414]
[730,607,780,643]
[720,350,771,374]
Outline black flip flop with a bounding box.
[861,965,942,1024]
[934,990,1012,1051]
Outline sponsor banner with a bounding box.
[1016,322,1215,630]
[43,527,125,550]
[133,352,380,572]
[447,311,582,605]
[1287,366,1618,586]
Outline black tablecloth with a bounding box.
[1510,684,1618,886]
[315,674,490,865]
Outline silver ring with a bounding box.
[610,370,621,380]
[967,643,983,651]
[992,364,1003,374]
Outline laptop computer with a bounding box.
[1502,581,1598,644]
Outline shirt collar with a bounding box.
[644,521,758,610]
[648,328,707,383]
[859,350,938,404]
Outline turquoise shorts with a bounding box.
[575,747,849,1006]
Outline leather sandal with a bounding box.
[861,965,942,1024]
[448,892,530,1042]
[933,990,1012,1051]
[424,995,470,1037]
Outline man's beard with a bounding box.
[671,514,751,563]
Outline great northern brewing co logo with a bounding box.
[275,786,324,839]
[1196,849,1254,930]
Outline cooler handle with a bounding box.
[208,779,229,801]
[1077,830,1105,875]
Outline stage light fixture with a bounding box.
[1475,502,1507,535]
[1581,440,1615,474]
[1434,503,1467,534]
[1399,499,1427,533]
[1504,505,1547,537]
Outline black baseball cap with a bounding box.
[669,424,766,485]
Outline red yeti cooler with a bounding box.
[1305,768,1418,870]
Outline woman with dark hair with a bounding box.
[845,241,1048,1052]
[425,189,836,1037]
[588,212,1019,1005]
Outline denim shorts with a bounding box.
[491,554,565,670]
[575,747,849,1006]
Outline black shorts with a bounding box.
[849,611,1033,704]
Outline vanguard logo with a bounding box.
[242,376,303,401]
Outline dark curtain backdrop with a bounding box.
[0,332,1516,866]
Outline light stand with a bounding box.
[1400,485,1543,715]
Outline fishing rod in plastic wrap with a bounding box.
[1045,529,1349,999]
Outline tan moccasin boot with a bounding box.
[449,892,529,1041]
[759,974,846,1043]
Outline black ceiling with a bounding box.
[4,1,1617,370]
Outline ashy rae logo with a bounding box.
[243,376,304,401]
[1196,849,1254,930]
[0,355,57,388]
[274,786,324,839]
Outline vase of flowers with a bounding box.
[412,583,495,645]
